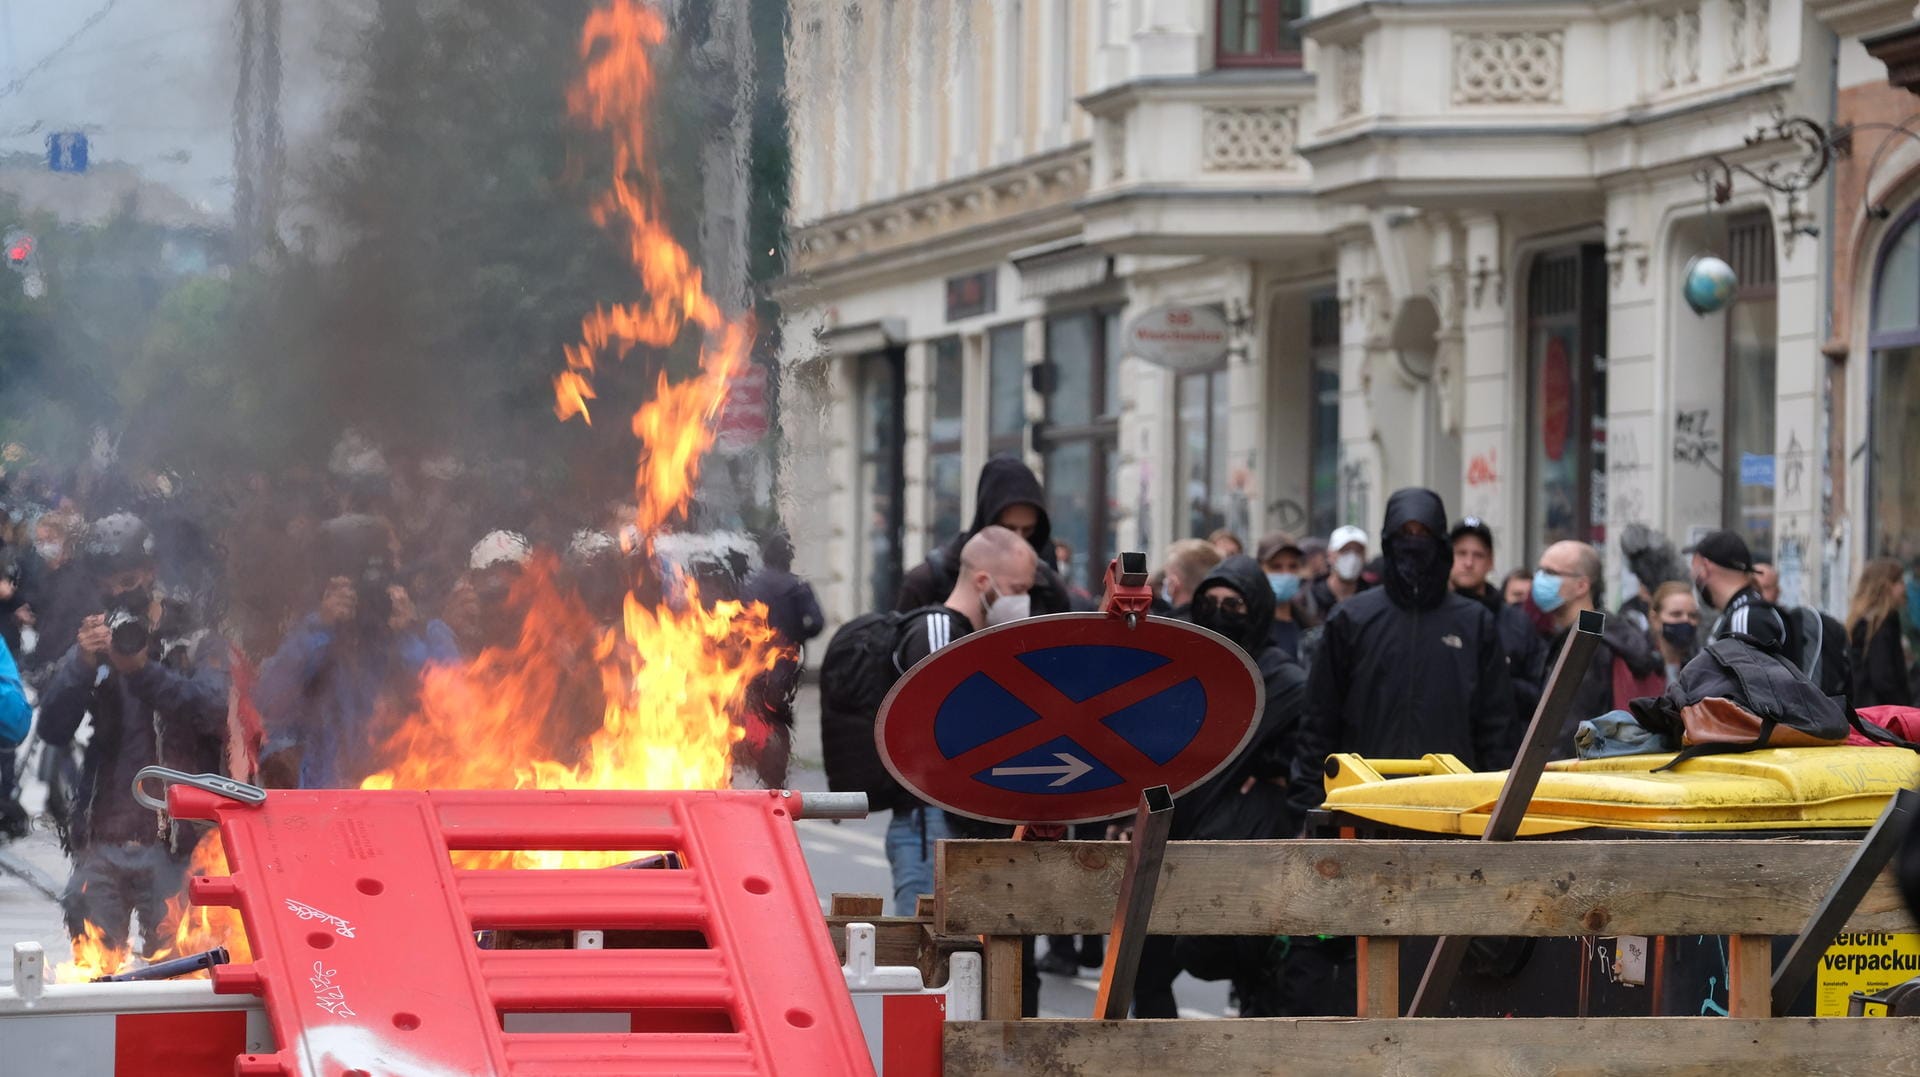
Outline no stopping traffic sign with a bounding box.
[874,613,1264,825]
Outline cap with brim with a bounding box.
[1329,525,1368,552]
[1448,516,1494,552]
[1682,529,1754,574]
[1256,531,1303,564]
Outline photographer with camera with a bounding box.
[254,514,459,789]
[36,513,231,956]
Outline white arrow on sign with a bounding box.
[990,752,1093,788]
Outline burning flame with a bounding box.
[65,0,772,970]
[361,0,781,867]
[57,832,252,983]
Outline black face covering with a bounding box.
[1385,533,1451,611]
[1193,599,1252,647]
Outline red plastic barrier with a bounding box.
[169,786,873,1077]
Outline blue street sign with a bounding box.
[47,132,88,174]
[1739,452,1775,488]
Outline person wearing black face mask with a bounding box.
[37,512,231,958]
[1148,554,1308,1017]
[1287,489,1515,825]
[1650,581,1702,687]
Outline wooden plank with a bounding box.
[1356,937,1399,1017]
[937,839,1919,937]
[944,1017,1920,1076]
[983,936,1023,1020]
[830,893,886,917]
[1728,934,1772,1018]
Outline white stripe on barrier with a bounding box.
[841,921,984,1073]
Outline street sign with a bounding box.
[1123,305,1231,372]
[714,362,769,456]
[875,613,1265,825]
[47,132,88,174]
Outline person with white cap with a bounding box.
[1296,524,1370,629]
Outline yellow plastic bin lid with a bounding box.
[1320,746,1920,836]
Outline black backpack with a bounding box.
[818,607,944,813]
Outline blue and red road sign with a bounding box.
[874,613,1265,825]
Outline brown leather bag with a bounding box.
[1678,696,1848,749]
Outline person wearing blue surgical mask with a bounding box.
[1535,540,1665,756]
[1255,531,1307,659]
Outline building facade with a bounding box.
[778,0,1920,627]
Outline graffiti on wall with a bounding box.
[1673,408,1722,472]
[1609,427,1648,526]
[1466,449,1500,488]
[1777,532,1807,609]
[1783,430,1807,499]
[1268,497,1307,534]
[1340,457,1371,529]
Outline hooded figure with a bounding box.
[1138,554,1308,1019]
[1180,554,1307,839]
[893,456,1072,616]
[1286,488,1516,826]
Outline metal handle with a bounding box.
[132,767,267,812]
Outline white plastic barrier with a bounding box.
[840,921,983,1075]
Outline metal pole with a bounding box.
[1771,786,1919,1014]
[792,790,869,820]
[1407,608,1605,1017]
[1094,784,1175,1019]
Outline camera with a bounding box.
[354,559,393,627]
[107,607,150,656]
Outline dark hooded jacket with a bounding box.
[1179,555,1308,841]
[893,457,1071,616]
[1287,489,1515,826]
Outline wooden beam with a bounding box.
[829,893,887,917]
[937,839,1918,937]
[1356,937,1399,1017]
[1727,935,1772,1018]
[983,936,1023,1020]
[944,1017,1920,1076]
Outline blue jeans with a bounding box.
[884,805,953,916]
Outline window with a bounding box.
[1868,208,1920,562]
[1525,245,1609,558]
[857,350,906,610]
[1307,292,1342,540]
[1039,307,1122,592]
[1178,365,1231,540]
[989,322,1027,457]
[1216,0,1305,67]
[1724,212,1777,561]
[928,337,965,542]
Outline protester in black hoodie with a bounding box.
[1287,488,1515,825]
[894,456,1072,616]
[1159,554,1309,1017]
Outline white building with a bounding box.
[778,0,1920,625]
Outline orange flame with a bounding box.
[57,832,251,983]
[359,0,782,870]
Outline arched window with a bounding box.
[1868,208,1920,559]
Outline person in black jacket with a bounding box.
[1151,554,1309,1017]
[1846,558,1913,708]
[894,456,1072,617]
[742,532,826,787]
[1450,517,1548,736]
[1287,489,1515,826]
